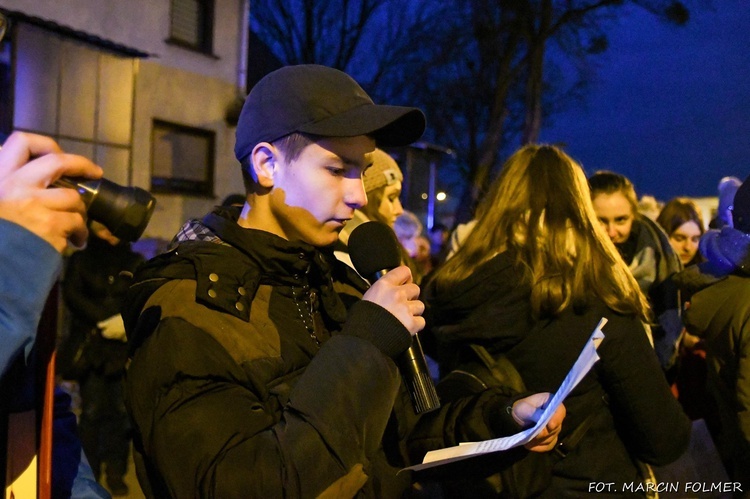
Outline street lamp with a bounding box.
[409,141,455,230]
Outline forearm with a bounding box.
[0,219,61,377]
[406,387,522,464]
[128,310,406,497]
[601,321,691,464]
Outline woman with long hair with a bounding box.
[424,144,690,497]
[657,197,705,267]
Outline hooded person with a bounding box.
[672,174,750,492]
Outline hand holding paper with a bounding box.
[512,393,566,452]
[405,318,607,472]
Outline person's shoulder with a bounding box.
[567,299,644,337]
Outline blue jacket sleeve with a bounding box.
[0,219,62,378]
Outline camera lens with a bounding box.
[54,177,156,242]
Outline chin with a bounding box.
[306,230,340,248]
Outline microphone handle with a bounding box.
[366,268,440,414]
[399,334,441,414]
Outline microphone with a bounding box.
[348,221,440,414]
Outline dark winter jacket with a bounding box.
[60,236,144,379]
[123,208,523,498]
[675,227,750,489]
[423,250,691,497]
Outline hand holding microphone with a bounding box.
[360,265,425,336]
[349,221,440,414]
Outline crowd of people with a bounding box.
[1,62,748,499]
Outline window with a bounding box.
[151,120,215,196]
[167,0,214,54]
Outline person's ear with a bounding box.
[250,143,278,188]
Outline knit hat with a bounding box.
[363,149,403,193]
[732,174,750,233]
[234,65,425,162]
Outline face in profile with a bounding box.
[668,220,702,265]
[592,192,634,244]
[376,181,404,228]
[267,135,373,247]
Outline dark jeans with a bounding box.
[79,370,130,481]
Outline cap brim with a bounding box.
[297,104,425,147]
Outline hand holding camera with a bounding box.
[0,132,102,251]
[0,132,155,251]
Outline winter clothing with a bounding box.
[0,219,108,497]
[362,149,402,193]
[615,216,683,372]
[675,226,750,492]
[0,218,61,377]
[123,207,522,498]
[61,234,144,486]
[698,227,750,276]
[424,249,691,497]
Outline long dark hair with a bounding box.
[432,144,649,320]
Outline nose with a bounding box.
[606,223,618,240]
[393,198,404,217]
[686,239,698,254]
[344,177,367,210]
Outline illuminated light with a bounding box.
[436,192,447,201]
[421,193,428,200]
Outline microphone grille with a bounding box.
[348,221,402,278]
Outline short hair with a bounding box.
[240,132,318,192]
[656,197,705,236]
[588,170,639,214]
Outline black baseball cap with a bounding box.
[234,65,425,162]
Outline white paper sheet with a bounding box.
[405,317,607,472]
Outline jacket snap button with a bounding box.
[209,273,219,282]
[208,289,217,298]
[235,302,245,311]
[238,287,246,296]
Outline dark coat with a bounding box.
[123,208,521,499]
[675,228,750,489]
[423,250,691,497]
[60,236,144,378]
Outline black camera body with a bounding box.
[54,177,156,242]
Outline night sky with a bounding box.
[539,1,750,201]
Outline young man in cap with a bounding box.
[123,65,563,498]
